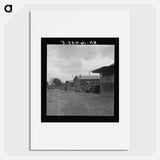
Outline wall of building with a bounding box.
[100,73,114,96]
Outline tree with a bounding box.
[53,78,62,86]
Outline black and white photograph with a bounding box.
[41,38,119,122]
[31,10,129,149]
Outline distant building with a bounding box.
[73,75,99,92]
[65,80,75,91]
[92,64,114,96]
[60,83,65,90]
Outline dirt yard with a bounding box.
[47,89,114,116]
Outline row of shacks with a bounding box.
[61,63,114,96]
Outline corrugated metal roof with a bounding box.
[92,63,114,73]
[76,75,99,80]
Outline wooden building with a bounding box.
[65,80,75,91]
[92,64,114,96]
[73,75,99,92]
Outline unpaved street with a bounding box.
[47,89,114,116]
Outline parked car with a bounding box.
[84,84,100,93]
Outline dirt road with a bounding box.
[47,89,114,116]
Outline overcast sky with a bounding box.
[47,45,114,83]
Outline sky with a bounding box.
[47,45,114,83]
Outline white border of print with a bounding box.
[31,10,130,150]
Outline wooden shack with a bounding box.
[92,64,114,96]
[73,75,99,92]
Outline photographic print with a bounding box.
[41,38,119,122]
[31,10,129,150]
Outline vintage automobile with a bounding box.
[84,82,100,93]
